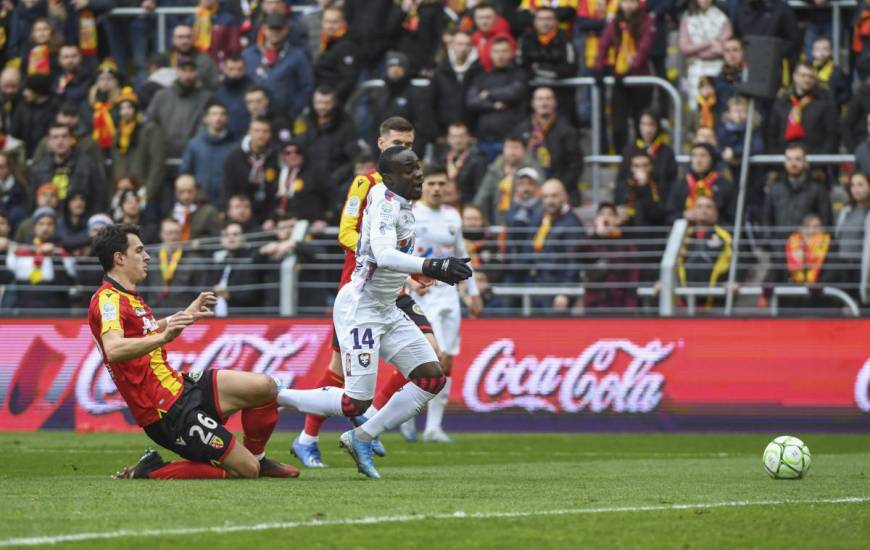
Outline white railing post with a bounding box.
[279,220,310,317]
[659,219,689,316]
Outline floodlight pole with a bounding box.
[724,98,755,316]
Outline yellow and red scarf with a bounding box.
[92,100,116,150]
[497,176,513,213]
[852,9,870,54]
[319,24,347,53]
[623,178,660,219]
[685,172,717,210]
[785,94,812,142]
[785,231,830,284]
[193,3,219,53]
[532,212,553,252]
[160,247,183,296]
[28,238,45,284]
[79,9,97,57]
[578,0,618,67]
[614,19,637,75]
[636,133,668,158]
[537,29,558,46]
[528,114,555,168]
[697,94,716,129]
[27,45,51,75]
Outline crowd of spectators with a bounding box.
[0,0,869,313]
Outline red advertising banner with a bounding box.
[1,319,868,432]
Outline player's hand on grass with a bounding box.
[185,291,217,321]
[163,312,194,343]
[422,257,473,286]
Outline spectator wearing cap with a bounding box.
[10,74,58,158]
[474,135,543,224]
[842,60,870,152]
[111,86,167,212]
[170,23,219,90]
[84,59,122,154]
[0,151,29,232]
[5,206,75,309]
[344,0,404,72]
[247,0,311,56]
[53,44,91,107]
[172,174,221,242]
[29,123,108,214]
[214,55,254,139]
[767,62,838,155]
[222,117,281,228]
[69,213,115,307]
[433,30,481,134]
[372,51,438,156]
[14,183,58,243]
[527,179,582,310]
[435,121,488,204]
[274,137,330,223]
[393,0,447,77]
[582,202,641,311]
[292,86,358,195]
[146,53,213,158]
[516,7,578,120]
[495,167,544,305]
[762,142,833,243]
[32,103,103,168]
[313,5,360,103]
[466,36,529,162]
[470,2,514,72]
[242,11,313,120]
[667,142,734,224]
[512,87,582,205]
[0,68,22,135]
[181,101,238,207]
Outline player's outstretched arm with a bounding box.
[184,291,217,322]
[101,313,193,362]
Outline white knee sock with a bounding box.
[425,378,451,433]
[363,405,379,418]
[278,387,344,417]
[359,383,434,439]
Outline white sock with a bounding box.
[425,378,451,433]
[400,418,416,433]
[359,382,434,439]
[363,405,379,418]
[298,431,318,445]
[277,387,344,417]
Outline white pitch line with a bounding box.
[1,497,867,548]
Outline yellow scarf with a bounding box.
[160,247,183,284]
[52,166,70,200]
[28,238,45,284]
[785,231,830,283]
[27,45,51,75]
[497,176,513,212]
[532,213,553,251]
[92,100,116,150]
[193,4,218,52]
[117,113,140,154]
[697,94,716,129]
[814,59,833,84]
[614,20,637,75]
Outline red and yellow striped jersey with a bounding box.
[87,278,183,427]
[337,169,382,286]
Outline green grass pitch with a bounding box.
[1,432,868,549]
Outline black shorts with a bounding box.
[143,370,236,465]
[330,294,433,351]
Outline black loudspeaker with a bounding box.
[736,35,783,100]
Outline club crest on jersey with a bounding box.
[358,352,372,368]
[209,435,225,450]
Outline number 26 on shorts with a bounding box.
[350,327,374,350]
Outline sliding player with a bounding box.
[278,147,473,478]
[90,224,298,479]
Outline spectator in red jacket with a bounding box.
[471,1,514,71]
[593,0,655,153]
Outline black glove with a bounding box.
[422,257,473,286]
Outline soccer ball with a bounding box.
[763,435,812,479]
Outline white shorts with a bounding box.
[411,284,462,356]
[333,285,439,401]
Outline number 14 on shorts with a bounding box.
[351,328,374,349]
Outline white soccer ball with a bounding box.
[762,435,812,479]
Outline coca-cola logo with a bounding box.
[855,359,870,412]
[75,325,331,416]
[462,338,675,414]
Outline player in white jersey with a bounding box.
[402,164,483,443]
[276,147,473,478]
